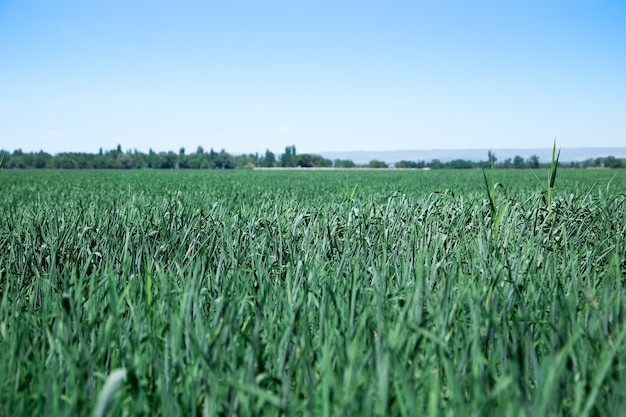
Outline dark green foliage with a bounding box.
[1,169,625,416]
[1,145,624,170]
[368,159,388,168]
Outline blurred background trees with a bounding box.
[0,146,623,170]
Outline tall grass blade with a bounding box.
[547,139,560,207]
[1,168,624,415]
[580,321,626,417]
[92,368,128,417]
[482,168,496,217]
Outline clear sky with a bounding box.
[1,1,624,155]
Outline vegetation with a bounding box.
[1,145,624,170]
[1,168,625,416]
[368,159,388,169]
[0,145,333,170]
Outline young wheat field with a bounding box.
[1,168,625,416]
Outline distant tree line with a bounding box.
[1,146,624,169]
[395,153,626,169]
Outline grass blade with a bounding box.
[92,368,127,417]
[482,168,496,217]
[547,139,560,206]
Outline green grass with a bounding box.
[1,169,625,416]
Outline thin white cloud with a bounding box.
[39,130,64,141]
[279,126,290,134]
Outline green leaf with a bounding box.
[482,168,496,217]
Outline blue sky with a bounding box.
[1,1,624,155]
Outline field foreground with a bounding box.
[1,169,625,416]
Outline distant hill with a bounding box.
[318,148,626,165]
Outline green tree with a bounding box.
[186,147,205,169]
[527,155,540,169]
[429,159,444,169]
[280,145,296,167]
[33,151,52,168]
[368,160,387,168]
[261,150,276,167]
[295,154,331,168]
[117,153,134,169]
[177,148,188,168]
[513,155,526,169]
[333,159,356,168]
[449,159,474,169]
[215,149,234,169]
[606,155,624,169]
[147,149,165,169]
[395,160,424,168]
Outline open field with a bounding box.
[1,169,625,416]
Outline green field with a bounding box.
[1,169,625,416]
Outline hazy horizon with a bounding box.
[4,145,625,166]
[1,1,625,155]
